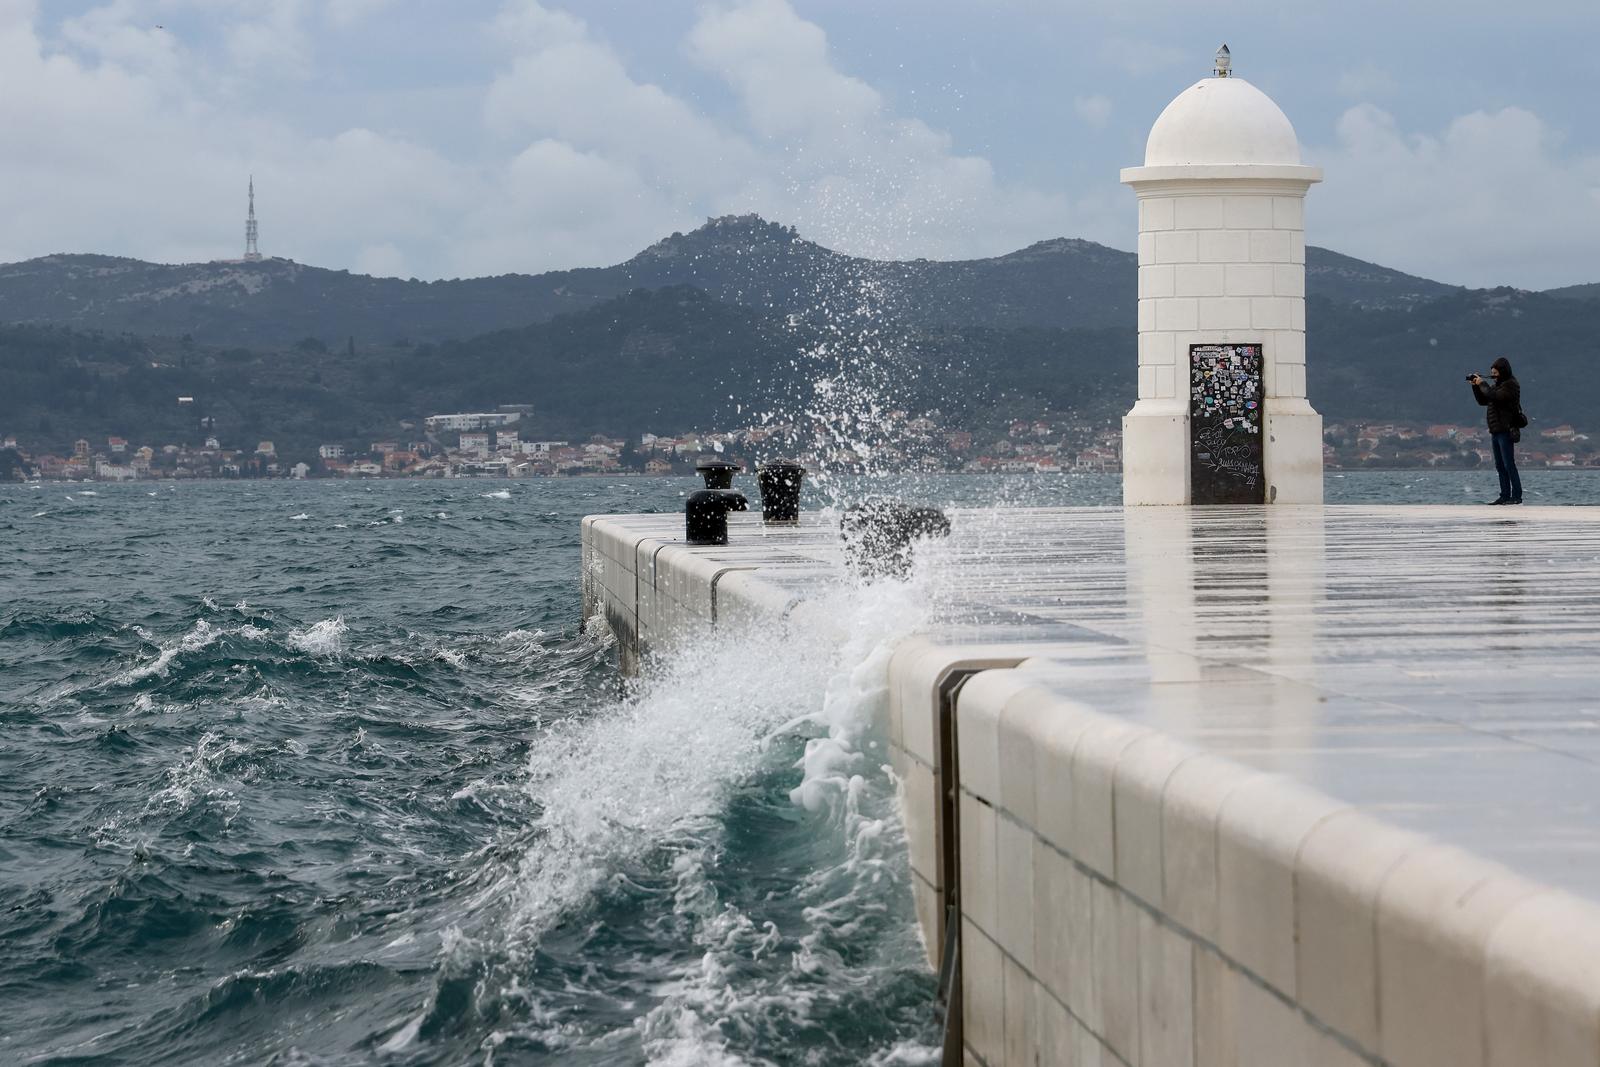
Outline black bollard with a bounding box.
[695,456,741,490]
[839,499,951,580]
[685,489,749,546]
[756,460,806,524]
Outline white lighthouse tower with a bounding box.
[1120,46,1323,505]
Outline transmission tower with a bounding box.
[243,176,262,261]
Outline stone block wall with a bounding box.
[1133,185,1308,404]
[933,663,1600,1067]
[580,512,834,674]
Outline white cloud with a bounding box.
[1310,104,1600,288]
[58,0,185,82]
[1074,93,1112,128]
[684,0,1081,258]
[0,0,1104,277]
[223,1,312,77]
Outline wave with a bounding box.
[286,617,347,657]
[140,729,250,820]
[111,619,224,686]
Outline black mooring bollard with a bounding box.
[695,456,741,491]
[685,489,749,546]
[756,460,806,524]
[839,499,951,580]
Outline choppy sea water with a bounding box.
[4,470,1599,1066]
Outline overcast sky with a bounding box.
[2,0,1597,288]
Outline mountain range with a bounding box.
[1,215,1596,459]
[0,215,1464,348]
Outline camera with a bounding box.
[1465,373,1479,382]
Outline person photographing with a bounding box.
[1469,356,1523,505]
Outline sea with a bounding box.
[4,469,1599,1066]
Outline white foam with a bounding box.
[865,1042,942,1065]
[287,617,347,656]
[290,513,309,521]
[113,619,221,686]
[377,1015,424,1054]
[481,489,512,500]
[142,729,245,820]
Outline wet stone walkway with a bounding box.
[917,505,1600,902]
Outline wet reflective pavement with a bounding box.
[918,505,1600,901]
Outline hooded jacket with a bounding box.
[1473,356,1521,435]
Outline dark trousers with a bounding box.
[1491,431,1522,502]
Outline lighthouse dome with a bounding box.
[1144,75,1302,167]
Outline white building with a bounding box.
[319,444,345,459]
[1120,45,1322,505]
[424,412,521,433]
[458,432,491,454]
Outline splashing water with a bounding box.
[287,616,348,656]
[389,567,940,1063]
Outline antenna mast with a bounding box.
[243,176,262,261]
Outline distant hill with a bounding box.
[0,216,1459,348]
[1304,247,1459,309]
[1545,282,1600,302]
[1310,287,1600,426]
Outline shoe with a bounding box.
[1486,498,1509,505]
[1509,499,1523,505]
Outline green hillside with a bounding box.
[0,216,1463,348]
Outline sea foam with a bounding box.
[287,617,348,656]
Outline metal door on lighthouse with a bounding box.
[1189,343,1264,504]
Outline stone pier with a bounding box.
[582,504,1600,1066]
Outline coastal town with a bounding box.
[2,408,1596,482]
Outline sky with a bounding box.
[1,0,1597,289]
